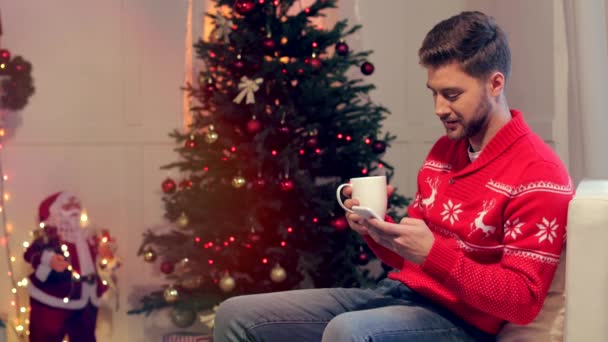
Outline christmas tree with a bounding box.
[129,0,408,327]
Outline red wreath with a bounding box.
[0,48,35,111]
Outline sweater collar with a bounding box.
[456,109,531,176]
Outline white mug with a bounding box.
[336,176,387,218]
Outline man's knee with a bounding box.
[322,312,368,342]
[215,296,244,329]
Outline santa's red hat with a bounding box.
[38,192,63,223]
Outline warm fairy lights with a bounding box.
[0,169,29,340]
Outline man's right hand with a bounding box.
[50,254,69,272]
[342,185,394,236]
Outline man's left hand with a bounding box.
[366,217,435,264]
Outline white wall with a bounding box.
[0,0,567,341]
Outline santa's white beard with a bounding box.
[56,210,83,243]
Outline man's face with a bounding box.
[426,62,493,142]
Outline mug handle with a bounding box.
[336,183,354,213]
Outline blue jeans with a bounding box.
[214,278,495,342]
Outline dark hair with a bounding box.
[418,11,511,80]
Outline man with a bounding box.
[213,11,572,341]
[24,192,115,342]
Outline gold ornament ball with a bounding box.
[204,131,219,144]
[176,212,189,228]
[270,265,287,283]
[143,248,157,263]
[174,258,192,276]
[219,275,236,292]
[163,285,179,303]
[180,275,203,289]
[231,176,246,188]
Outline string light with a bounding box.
[0,168,30,339]
[80,211,89,226]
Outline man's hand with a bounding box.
[342,185,394,236]
[366,217,435,264]
[50,254,69,272]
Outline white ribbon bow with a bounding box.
[199,305,219,329]
[214,15,233,43]
[233,76,263,104]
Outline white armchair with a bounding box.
[565,179,608,341]
[497,179,608,342]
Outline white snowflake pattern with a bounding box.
[441,199,463,225]
[504,218,525,240]
[535,217,559,244]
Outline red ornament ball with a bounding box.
[305,137,318,148]
[361,61,375,75]
[262,37,276,51]
[335,42,349,56]
[280,179,295,192]
[248,233,261,242]
[160,261,174,274]
[246,118,262,134]
[179,179,193,189]
[330,216,349,231]
[162,178,177,194]
[234,59,245,69]
[278,123,290,135]
[356,252,369,265]
[0,49,10,63]
[185,138,197,149]
[371,140,387,154]
[309,58,322,69]
[234,0,256,15]
[252,177,266,190]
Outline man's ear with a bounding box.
[487,71,505,97]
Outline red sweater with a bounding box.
[366,109,573,334]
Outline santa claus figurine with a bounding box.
[23,192,116,342]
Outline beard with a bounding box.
[463,97,491,139]
[444,91,492,141]
[56,209,82,242]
